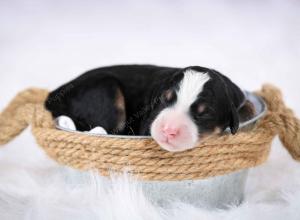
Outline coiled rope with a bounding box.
[0,84,299,181]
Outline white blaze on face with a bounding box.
[151,69,210,152]
[175,69,210,112]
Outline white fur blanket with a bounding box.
[0,130,299,220]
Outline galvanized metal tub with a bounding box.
[56,92,266,208]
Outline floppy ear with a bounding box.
[226,79,245,134]
[229,102,239,134]
[225,77,245,134]
[224,78,245,134]
[209,69,245,134]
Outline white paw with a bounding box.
[88,126,108,135]
[55,115,76,131]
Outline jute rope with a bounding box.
[0,84,299,181]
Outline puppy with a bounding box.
[46,65,248,152]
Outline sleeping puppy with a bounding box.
[46,65,248,152]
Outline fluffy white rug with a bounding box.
[0,129,300,220]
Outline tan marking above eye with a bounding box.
[115,88,125,110]
[164,89,174,101]
[198,104,206,113]
[114,88,126,131]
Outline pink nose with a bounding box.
[162,126,179,139]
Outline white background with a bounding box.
[1,0,299,113]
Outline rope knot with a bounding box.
[0,88,50,145]
[258,84,300,160]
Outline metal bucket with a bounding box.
[56,92,266,208]
[141,169,248,208]
[61,168,248,209]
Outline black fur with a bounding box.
[45,65,245,136]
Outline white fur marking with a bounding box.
[56,115,76,131]
[175,69,210,112]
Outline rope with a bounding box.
[0,84,299,181]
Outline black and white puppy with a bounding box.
[46,65,247,152]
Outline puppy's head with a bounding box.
[149,66,245,152]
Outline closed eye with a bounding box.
[205,105,217,115]
[196,111,214,120]
[194,103,216,119]
[195,110,215,121]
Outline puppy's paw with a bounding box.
[55,115,76,131]
[87,127,108,135]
